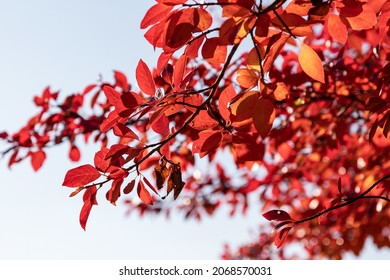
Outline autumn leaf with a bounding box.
[298,43,325,83]
[79,186,97,231]
[123,179,136,194]
[252,98,275,139]
[263,209,293,221]
[155,163,169,190]
[113,70,129,91]
[106,178,123,206]
[218,84,236,122]
[274,226,293,248]
[137,180,153,205]
[30,150,46,172]
[69,145,81,162]
[140,3,172,29]
[192,130,223,158]
[63,164,101,188]
[236,68,259,89]
[327,14,348,45]
[136,59,156,95]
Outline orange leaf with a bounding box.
[327,14,348,44]
[136,59,156,95]
[202,37,227,68]
[273,82,289,101]
[230,91,258,124]
[219,84,236,122]
[236,69,259,89]
[342,4,377,30]
[137,180,153,205]
[194,7,212,32]
[298,43,325,83]
[63,164,101,188]
[252,98,275,138]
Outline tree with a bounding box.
[1,0,389,259]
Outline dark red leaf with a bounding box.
[123,179,136,194]
[275,226,293,248]
[262,209,292,221]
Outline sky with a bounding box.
[0,0,389,260]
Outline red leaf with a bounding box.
[31,150,46,172]
[140,3,172,29]
[151,113,170,136]
[102,86,120,106]
[79,186,97,231]
[100,110,120,133]
[82,84,97,95]
[173,54,187,91]
[202,37,227,68]
[113,123,139,140]
[94,147,110,172]
[113,70,129,91]
[106,178,123,205]
[275,226,293,248]
[189,110,219,130]
[136,59,156,95]
[137,180,153,205]
[252,98,275,138]
[298,43,325,83]
[262,209,292,221]
[63,164,101,188]
[143,176,159,195]
[192,130,223,158]
[69,145,81,162]
[123,179,136,194]
[219,84,236,122]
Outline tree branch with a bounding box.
[295,174,390,225]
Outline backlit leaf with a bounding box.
[137,180,153,205]
[252,98,275,138]
[327,14,348,44]
[63,164,101,188]
[136,59,156,95]
[219,84,236,122]
[192,130,223,158]
[140,3,172,29]
[236,68,259,89]
[298,43,325,83]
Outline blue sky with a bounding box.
[0,0,389,259]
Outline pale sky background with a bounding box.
[0,0,389,259]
